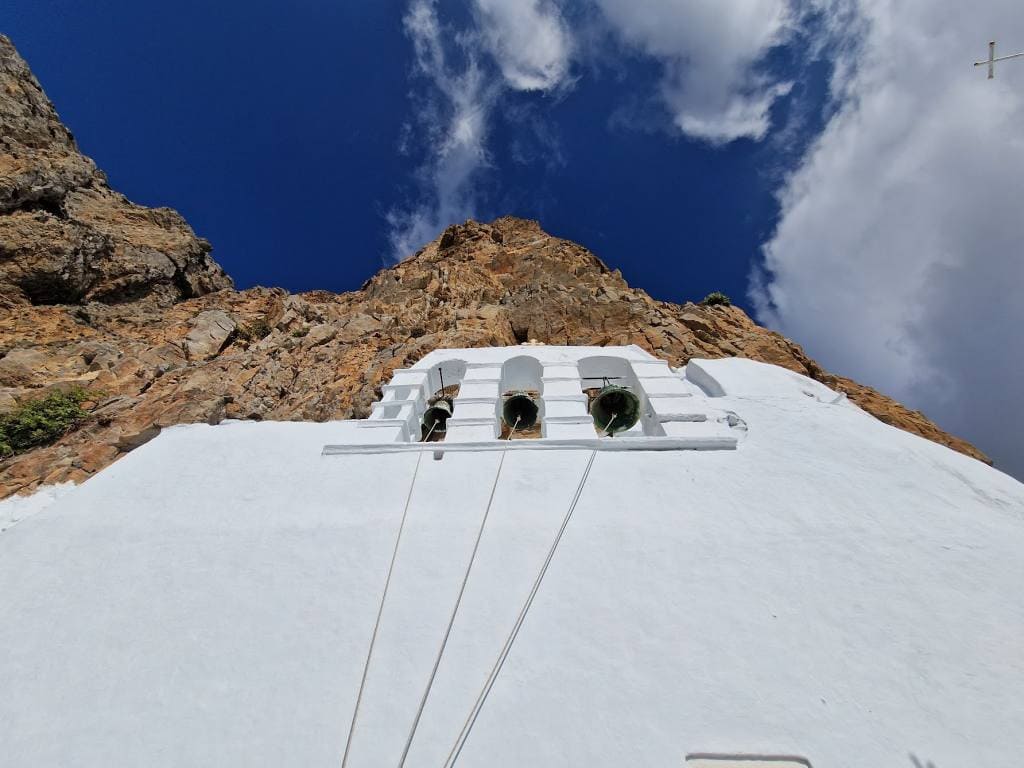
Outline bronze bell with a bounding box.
[422,398,453,434]
[590,384,640,435]
[502,391,539,430]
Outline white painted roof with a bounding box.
[2,354,1023,767]
[410,344,658,366]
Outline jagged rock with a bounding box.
[679,311,713,335]
[184,310,236,361]
[339,313,382,340]
[0,347,45,387]
[0,38,96,213]
[303,325,336,347]
[0,35,231,306]
[115,425,161,452]
[0,36,992,499]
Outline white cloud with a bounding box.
[593,0,794,142]
[754,0,1024,476]
[389,0,495,260]
[389,0,572,260]
[390,0,804,259]
[473,0,573,91]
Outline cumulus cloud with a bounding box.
[593,0,794,142]
[754,0,1024,476]
[473,0,573,92]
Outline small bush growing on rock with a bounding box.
[237,318,273,342]
[291,327,309,338]
[0,388,93,458]
[701,291,732,307]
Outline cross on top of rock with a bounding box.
[974,40,1024,79]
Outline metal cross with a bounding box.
[974,41,1024,79]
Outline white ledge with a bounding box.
[656,413,709,422]
[356,419,408,428]
[322,435,737,455]
[542,415,595,424]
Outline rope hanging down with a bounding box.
[397,447,512,766]
[443,449,599,767]
[340,447,426,768]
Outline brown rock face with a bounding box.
[0,35,231,306]
[0,38,990,498]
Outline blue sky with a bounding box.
[5,0,826,307]
[6,0,1024,477]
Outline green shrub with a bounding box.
[291,327,309,338]
[701,291,732,307]
[0,388,93,458]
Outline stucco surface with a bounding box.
[1,358,1022,767]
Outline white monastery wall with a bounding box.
[1,350,1023,768]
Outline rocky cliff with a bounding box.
[0,36,989,498]
[0,36,231,306]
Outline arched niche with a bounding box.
[578,355,639,389]
[419,359,467,441]
[426,359,467,400]
[499,355,544,438]
[500,355,543,394]
[577,355,663,436]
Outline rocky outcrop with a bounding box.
[0,35,231,306]
[184,310,237,361]
[0,215,991,497]
[0,37,990,498]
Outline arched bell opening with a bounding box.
[421,360,466,442]
[502,392,540,433]
[578,355,653,436]
[499,355,543,439]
